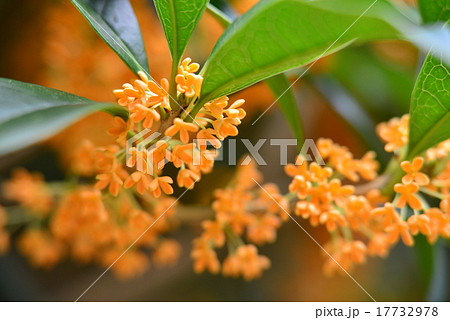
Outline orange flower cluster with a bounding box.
[96,58,246,198]
[2,169,53,216]
[0,168,181,278]
[284,121,449,275]
[191,162,284,280]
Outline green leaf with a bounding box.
[71,0,149,75]
[0,78,120,155]
[197,0,450,106]
[204,3,305,148]
[264,74,304,149]
[153,0,208,64]
[407,54,450,157]
[418,0,450,23]
[408,0,450,158]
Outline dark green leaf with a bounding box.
[197,0,450,105]
[154,0,208,64]
[71,0,149,75]
[418,0,450,23]
[0,78,121,155]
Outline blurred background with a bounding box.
[0,0,448,301]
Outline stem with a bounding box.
[420,188,445,200]
[169,59,180,112]
[206,4,232,28]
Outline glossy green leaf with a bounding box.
[407,55,450,157]
[196,0,450,107]
[153,0,208,63]
[0,78,121,155]
[71,0,149,75]
[204,3,305,148]
[408,0,450,158]
[265,75,304,149]
[418,0,450,23]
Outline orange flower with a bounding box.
[400,157,429,186]
[371,202,400,229]
[394,183,422,210]
[407,214,431,236]
[319,209,347,232]
[355,151,379,181]
[309,162,333,183]
[284,155,309,178]
[177,169,200,189]
[289,175,311,199]
[222,245,270,280]
[178,57,200,74]
[197,128,222,150]
[295,201,320,225]
[212,117,240,139]
[368,233,391,258]
[424,208,450,243]
[342,240,367,264]
[126,147,149,170]
[152,239,182,267]
[149,176,174,198]
[386,220,414,246]
[147,78,170,108]
[376,114,409,152]
[101,249,149,279]
[191,238,220,274]
[2,169,53,215]
[224,99,246,120]
[124,172,153,195]
[202,220,225,247]
[18,230,64,269]
[204,96,228,118]
[171,143,196,168]
[165,118,199,143]
[107,116,133,146]
[426,139,450,160]
[176,73,203,97]
[95,161,128,196]
[246,214,281,244]
[129,104,160,128]
[148,140,170,170]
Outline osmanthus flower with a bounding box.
[393,182,422,210]
[281,130,450,275]
[191,162,283,280]
[222,245,270,281]
[100,249,149,280]
[2,169,53,216]
[376,114,409,152]
[165,118,199,143]
[152,239,182,267]
[18,230,65,269]
[400,157,430,185]
[99,57,249,201]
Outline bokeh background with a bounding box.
[0,0,448,301]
